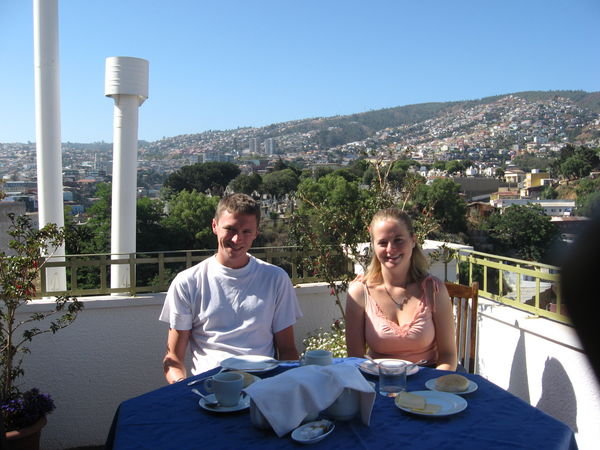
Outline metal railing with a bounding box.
[36,245,570,325]
[37,246,346,298]
[455,249,568,324]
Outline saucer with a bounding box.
[291,420,334,444]
[198,394,250,413]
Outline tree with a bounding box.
[64,208,95,256]
[362,159,417,190]
[229,173,262,195]
[541,184,558,200]
[301,166,335,180]
[446,160,467,175]
[512,153,553,173]
[560,156,591,180]
[577,191,600,217]
[294,174,368,243]
[484,204,560,262]
[162,190,219,250]
[415,178,467,234]
[290,156,442,319]
[272,157,301,174]
[346,159,370,179]
[138,169,167,190]
[291,174,372,317]
[63,183,112,289]
[575,177,600,216]
[136,197,167,252]
[550,144,600,179]
[163,162,240,197]
[386,160,412,188]
[261,169,300,198]
[77,183,112,253]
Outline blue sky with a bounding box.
[1,0,599,143]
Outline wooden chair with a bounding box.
[444,281,479,373]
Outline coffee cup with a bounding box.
[324,388,359,421]
[301,349,333,366]
[204,372,243,406]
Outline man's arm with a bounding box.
[273,325,299,360]
[163,328,191,383]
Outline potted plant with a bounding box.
[0,213,83,449]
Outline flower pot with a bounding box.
[4,416,47,450]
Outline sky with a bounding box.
[1,0,599,144]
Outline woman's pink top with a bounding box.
[364,275,439,364]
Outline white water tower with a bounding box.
[104,56,149,293]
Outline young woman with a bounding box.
[345,208,457,371]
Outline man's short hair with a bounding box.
[215,193,261,226]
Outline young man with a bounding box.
[160,193,302,383]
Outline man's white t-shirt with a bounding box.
[159,254,303,374]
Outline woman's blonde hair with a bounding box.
[364,208,429,285]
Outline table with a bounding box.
[106,359,577,449]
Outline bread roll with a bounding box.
[435,374,470,392]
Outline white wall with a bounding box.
[16,286,340,449]
[15,286,600,449]
[476,298,600,450]
[18,296,167,449]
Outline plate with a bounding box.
[291,420,335,444]
[198,393,250,412]
[358,359,420,377]
[220,355,279,372]
[394,390,467,416]
[425,377,478,395]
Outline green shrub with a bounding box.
[302,319,347,357]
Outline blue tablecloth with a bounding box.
[107,359,577,449]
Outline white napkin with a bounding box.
[244,364,376,437]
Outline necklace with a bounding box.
[383,284,409,309]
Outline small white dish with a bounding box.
[198,393,250,413]
[425,377,478,395]
[291,420,334,444]
[358,358,419,376]
[220,355,279,373]
[394,390,467,416]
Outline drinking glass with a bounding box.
[378,360,407,397]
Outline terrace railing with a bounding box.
[455,249,568,324]
[36,246,570,325]
[37,246,351,298]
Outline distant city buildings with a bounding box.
[263,138,275,155]
[0,93,598,222]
